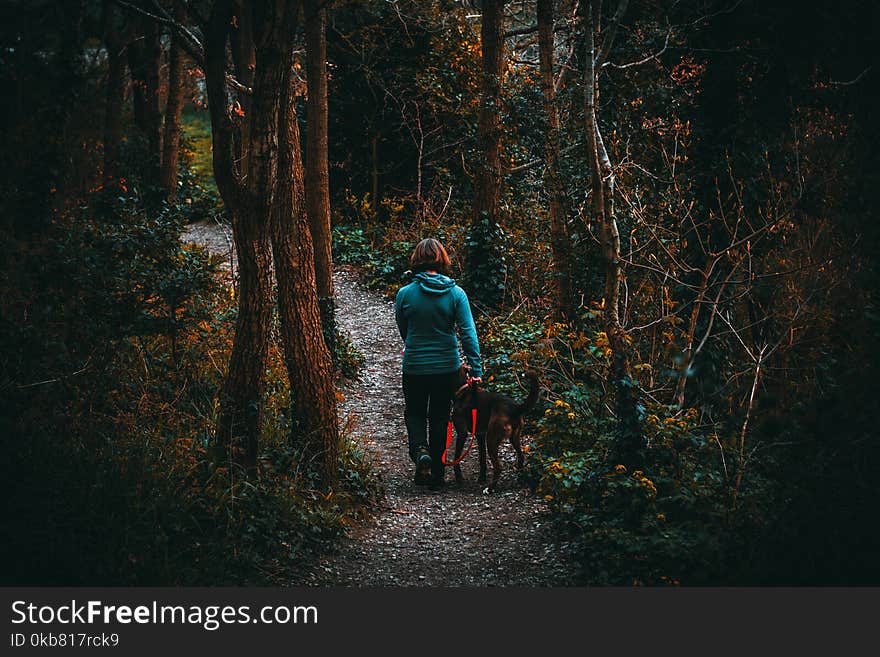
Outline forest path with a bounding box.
[183,219,578,586]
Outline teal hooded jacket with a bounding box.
[394,272,483,378]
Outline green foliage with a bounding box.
[463,212,508,308]
[331,224,374,264]
[331,224,415,295]
[534,404,732,586]
[334,330,367,379]
[180,109,220,201]
[3,418,380,586]
[327,2,480,208]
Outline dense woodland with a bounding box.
[1,0,878,585]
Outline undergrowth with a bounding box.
[1,165,381,585]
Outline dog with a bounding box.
[450,367,540,492]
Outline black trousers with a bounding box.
[402,370,459,480]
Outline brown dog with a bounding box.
[450,368,540,492]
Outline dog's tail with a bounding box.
[517,370,540,415]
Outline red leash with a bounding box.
[442,407,477,466]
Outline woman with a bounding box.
[394,238,483,490]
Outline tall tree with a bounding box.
[582,0,642,463]
[160,0,188,198]
[273,29,340,487]
[304,0,336,355]
[537,0,574,319]
[206,0,339,484]
[467,0,508,308]
[206,0,275,465]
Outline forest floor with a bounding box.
[183,219,580,586]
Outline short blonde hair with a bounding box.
[410,238,451,274]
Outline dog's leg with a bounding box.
[477,432,487,483]
[487,416,510,493]
[453,426,466,484]
[511,418,525,471]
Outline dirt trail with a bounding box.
[183,219,578,586]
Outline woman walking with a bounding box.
[394,239,483,490]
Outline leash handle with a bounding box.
[454,375,479,396]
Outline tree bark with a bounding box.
[468,0,508,307]
[537,0,574,319]
[583,0,641,463]
[160,0,188,198]
[305,0,336,355]
[216,208,274,466]
[205,0,245,204]
[273,38,340,488]
[474,0,505,227]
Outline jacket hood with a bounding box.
[413,271,456,295]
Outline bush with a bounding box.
[534,409,731,586]
[334,330,367,379]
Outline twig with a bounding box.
[603,28,671,70]
[16,357,93,389]
[111,0,252,95]
[828,66,872,87]
[508,142,583,173]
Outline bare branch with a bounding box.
[504,19,570,39]
[603,27,671,70]
[595,0,629,69]
[111,0,252,95]
[554,0,580,91]
[828,66,872,87]
[508,142,583,173]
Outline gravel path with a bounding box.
[183,219,579,586]
[310,273,579,587]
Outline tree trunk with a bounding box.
[128,16,163,183]
[160,0,187,199]
[468,0,508,308]
[207,0,274,466]
[273,46,340,488]
[537,0,574,320]
[102,1,128,181]
[209,0,338,477]
[305,0,336,356]
[583,0,641,463]
[216,208,274,466]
